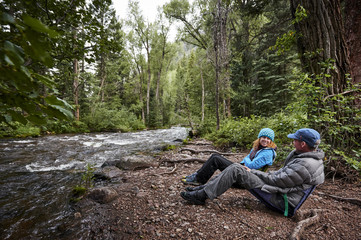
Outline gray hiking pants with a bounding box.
[204,163,265,200]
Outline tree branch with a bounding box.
[316,192,361,206]
[323,89,360,102]
[179,148,244,156]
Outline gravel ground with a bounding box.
[70,139,361,240]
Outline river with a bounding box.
[0,127,189,239]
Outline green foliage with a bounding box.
[333,149,361,172]
[82,163,96,189]
[203,111,308,163]
[71,163,96,203]
[83,106,145,132]
[230,0,297,118]
[0,122,40,138]
[0,12,73,126]
[164,144,177,151]
[207,116,270,148]
[195,118,217,137]
[288,58,361,173]
[292,5,307,24]
[43,120,89,134]
[270,30,297,55]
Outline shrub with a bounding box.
[43,120,89,134]
[0,122,40,138]
[83,107,145,132]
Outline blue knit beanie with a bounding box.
[258,128,275,142]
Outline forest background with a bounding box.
[0,0,360,179]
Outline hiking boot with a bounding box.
[181,172,201,186]
[185,185,205,192]
[180,189,207,205]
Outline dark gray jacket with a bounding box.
[250,149,325,207]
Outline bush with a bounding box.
[0,122,40,138]
[207,116,272,149]
[83,107,145,132]
[43,120,89,134]
[204,112,308,163]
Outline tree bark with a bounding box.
[345,0,361,85]
[72,28,80,121]
[290,0,349,95]
[344,0,361,105]
[200,64,205,122]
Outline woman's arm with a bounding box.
[242,149,274,170]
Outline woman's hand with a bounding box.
[243,166,251,172]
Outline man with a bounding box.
[180,128,325,216]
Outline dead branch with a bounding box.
[150,164,178,177]
[160,164,178,175]
[290,209,322,240]
[161,158,207,164]
[179,148,243,156]
[317,192,361,206]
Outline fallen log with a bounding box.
[179,148,244,156]
[290,209,322,240]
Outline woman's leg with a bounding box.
[196,153,234,184]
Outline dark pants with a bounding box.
[196,153,234,184]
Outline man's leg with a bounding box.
[204,163,264,200]
[196,153,234,184]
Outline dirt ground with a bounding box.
[72,139,361,240]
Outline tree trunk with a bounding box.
[146,49,151,124]
[136,64,145,124]
[344,0,361,105]
[290,0,359,150]
[200,64,205,122]
[290,0,349,95]
[98,54,106,102]
[73,29,80,121]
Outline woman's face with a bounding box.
[259,136,271,147]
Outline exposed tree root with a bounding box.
[179,148,243,156]
[317,192,361,206]
[290,209,322,240]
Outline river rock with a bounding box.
[94,166,123,180]
[87,187,118,204]
[102,155,158,170]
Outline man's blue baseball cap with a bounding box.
[287,128,321,147]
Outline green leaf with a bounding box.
[33,73,56,88]
[44,95,74,120]
[23,29,53,67]
[4,41,24,67]
[27,114,47,125]
[8,110,27,124]
[44,95,64,105]
[22,15,59,38]
[1,12,16,24]
[50,105,74,120]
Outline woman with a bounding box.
[182,128,277,186]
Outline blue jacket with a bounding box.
[240,148,276,170]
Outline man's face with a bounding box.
[293,139,304,152]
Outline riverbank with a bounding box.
[71,138,361,239]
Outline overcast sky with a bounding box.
[113,0,170,22]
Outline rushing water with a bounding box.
[0,127,189,239]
